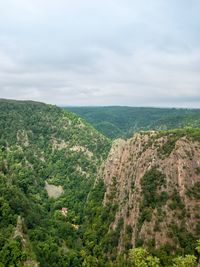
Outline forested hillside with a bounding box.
[66,106,200,138]
[0,99,110,266]
[0,99,199,266]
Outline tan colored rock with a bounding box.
[45,181,64,198]
[101,132,200,250]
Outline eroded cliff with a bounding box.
[102,131,200,251]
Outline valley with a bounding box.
[67,106,200,139]
[0,99,199,266]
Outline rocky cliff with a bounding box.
[102,131,200,251]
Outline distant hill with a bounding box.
[66,106,200,138]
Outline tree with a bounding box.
[196,240,200,254]
[172,255,197,267]
[129,248,160,267]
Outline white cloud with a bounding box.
[0,0,200,107]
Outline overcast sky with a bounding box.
[0,0,200,107]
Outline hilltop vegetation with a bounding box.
[66,106,200,138]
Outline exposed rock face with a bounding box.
[14,216,26,243]
[102,132,200,250]
[45,182,64,198]
[14,216,39,267]
[17,130,30,147]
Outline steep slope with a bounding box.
[0,99,111,266]
[101,129,200,254]
[66,106,200,138]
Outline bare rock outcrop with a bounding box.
[102,132,200,250]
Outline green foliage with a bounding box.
[0,99,111,266]
[159,138,177,156]
[157,128,200,144]
[168,224,197,253]
[66,106,200,139]
[196,239,200,254]
[172,255,197,267]
[129,247,160,267]
[0,239,26,267]
[80,179,121,264]
[140,168,166,207]
[128,246,200,267]
[155,128,200,156]
[124,225,133,250]
[138,168,167,228]
[168,190,185,210]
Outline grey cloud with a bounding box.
[0,0,200,107]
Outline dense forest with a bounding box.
[0,99,111,266]
[66,106,200,139]
[0,99,199,266]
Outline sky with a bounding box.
[0,0,200,107]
